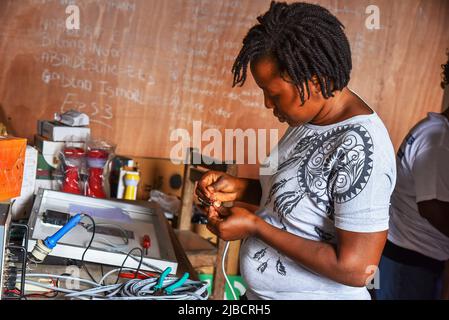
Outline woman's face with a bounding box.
[250,55,325,127]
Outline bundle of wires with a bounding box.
[22,268,209,300]
[23,213,209,300]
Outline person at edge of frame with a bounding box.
[375,52,449,300]
[196,1,396,300]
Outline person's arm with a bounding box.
[412,145,449,237]
[207,207,386,287]
[417,200,449,238]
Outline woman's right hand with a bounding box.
[196,171,247,204]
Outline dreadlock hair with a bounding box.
[232,1,352,104]
[441,50,449,89]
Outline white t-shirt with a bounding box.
[388,112,449,261]
[240,111,396,300]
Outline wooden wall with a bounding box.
[0,0,448,178]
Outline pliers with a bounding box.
[153,267,190,295]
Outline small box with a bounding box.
[0,136,27,201]
[38,120,90,142]
[34,135,84,169]
[11,146,38,219]
[36,153,56,180]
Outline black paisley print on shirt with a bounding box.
[253,124,374,276]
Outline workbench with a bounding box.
[20,200,199,300]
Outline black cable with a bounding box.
[79,214,98,283]
[114,247,144,284]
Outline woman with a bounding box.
[197,1,396,300]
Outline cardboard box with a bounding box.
[38,120,90,142]
[0,136,27,201]
[11,146,38,219]
[34,135,84,169]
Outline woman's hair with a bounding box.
[232,1,352,104]
[442,50,449,88]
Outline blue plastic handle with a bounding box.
[165,273,189,295]
[44,213,83,249]
[154,267,172,291]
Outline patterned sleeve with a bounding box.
[331,127,396,233]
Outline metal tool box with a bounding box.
[27,189,178,273]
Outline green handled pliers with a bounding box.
[153,267,190,295]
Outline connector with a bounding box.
[29,213,84,263]
[29,239,52,263]
[44,213,83,249]
[16,278,53,294]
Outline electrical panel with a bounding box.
[27,189,178,273]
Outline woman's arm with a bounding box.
[207,207,387,287]
[417,200,449,237]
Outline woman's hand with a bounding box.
[196,171,247,204]
[205,206,259,241]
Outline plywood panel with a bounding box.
[0,0,448,179]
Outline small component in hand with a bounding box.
[198,196,221,208]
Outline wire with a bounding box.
[20,212,209,300]
[22,271,209,300]
[123,252,163,272]
[79,217,161,276]
[24,279,58,299]
[24,273,101,287]
[114,247,144,284]
[223,241,237,300]
[100,268,150,285]
[79,214,98,283]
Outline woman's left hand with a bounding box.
[206,206,260,241]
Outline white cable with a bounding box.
[24,280,79,294]
[24,273,101,287]
[222,241,237,300]
[23,270,209,300]
[99,267,150,285]
[24,278,208,300]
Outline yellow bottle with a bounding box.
[124,171,140,200]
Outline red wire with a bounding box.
[4,278,59,299]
